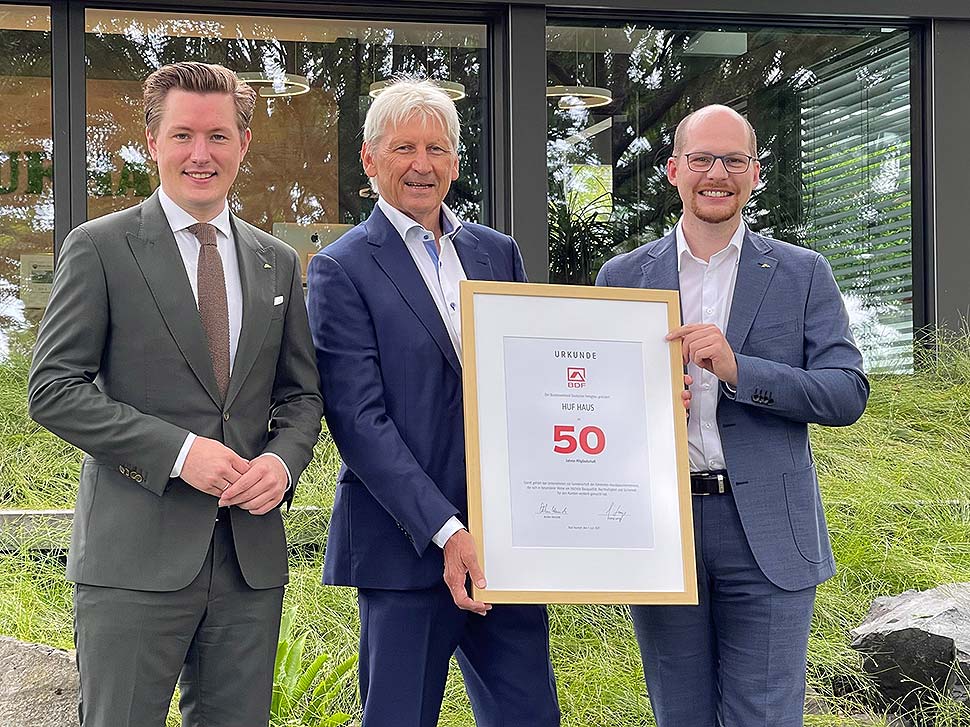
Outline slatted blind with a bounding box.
[800,34,913,372]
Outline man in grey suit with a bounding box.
[27,62,322,727]
[597,105,869,727]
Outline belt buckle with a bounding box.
[697,477,714,497]
[692,473,710,496]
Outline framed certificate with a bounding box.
[461,281,696,605]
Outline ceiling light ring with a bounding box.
[237,71,310,98]
[369,79,466,101]
[546,85,613,110]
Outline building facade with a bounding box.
[1,1,969,375]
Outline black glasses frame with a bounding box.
[682,152,757,174]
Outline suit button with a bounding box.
[134,474,143,483]
[223,412,230,421]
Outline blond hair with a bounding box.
[143,62,256,135]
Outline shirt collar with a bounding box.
[377,196,463,244]
[675,218,745,271]
[157,186,232,240]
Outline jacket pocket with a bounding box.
[746,318,799,345]
[783,465,828,563]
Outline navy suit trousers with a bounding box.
[357,584,560,727]
[631,493,816,727]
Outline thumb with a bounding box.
[465,550,487,590]
[230,450,251,473]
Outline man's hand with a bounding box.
[442,529,492,616]
[218,455,288,515]
[681,373,693,411]
[180,436,250,497]
[668,324,738,386]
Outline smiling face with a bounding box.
[668,108,760,228]
[146,88,251,222]
[361,113,459,231]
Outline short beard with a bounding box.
[690,197,740,224]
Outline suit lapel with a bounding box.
[367,206,462,376]
[225,216,276,408]
[127,192,223,407]
[725,231,777,350]
[454,227,494,282]
[638,231,680,293]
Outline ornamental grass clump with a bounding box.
[3,332,970,725]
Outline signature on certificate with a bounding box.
[599,501,628,523]
[536,501,568,516]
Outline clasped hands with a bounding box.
[180,436,287,516]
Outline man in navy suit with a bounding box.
[306,78,559,727]
[597,105,869,727]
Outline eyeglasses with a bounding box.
[682,152,756,174]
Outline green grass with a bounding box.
[4,335,970,725]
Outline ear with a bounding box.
[751,158,761,189]
[666,156,678,186]
[361,142,377,178]
[239,127,252,160]
[146,127,159,161]
[450,152,459,181]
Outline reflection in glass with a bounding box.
[546,23,914,371]
[85,10,487,276]
[0,4,52,362]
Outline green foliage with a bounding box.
[548,191,617,286]
[4,333,970,724]
[0,347,82,510]
[271,605,357,727]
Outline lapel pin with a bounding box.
[263,263,272,269]
[760,262,771,268]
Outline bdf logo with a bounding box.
[567,367,586,389]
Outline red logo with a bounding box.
[567,367,586,388]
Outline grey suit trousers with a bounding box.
[631,493,816,727]
[74,515,284,727]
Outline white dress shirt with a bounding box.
[378,197,467,356]
[377,197,467,548]
[158,188,289,485]
[676,219,745,472]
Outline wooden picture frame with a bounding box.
[461,281,696,605]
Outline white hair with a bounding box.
[363,77,461,151]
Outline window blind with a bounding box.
[800,34,912,372]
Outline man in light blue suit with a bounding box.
[597,105,869,727]
[306,78,559,727]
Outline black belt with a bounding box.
[690,470,731,496]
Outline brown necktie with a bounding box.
[188,222,230,401]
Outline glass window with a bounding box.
[547,22,914,372]
[0,4,52,361]
[85,9,487,277]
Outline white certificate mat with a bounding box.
[462,281,696,605]
[504,336,654,550]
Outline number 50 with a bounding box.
[553,425,606,455]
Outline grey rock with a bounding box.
[0,636,78,726]
[804,685,827,714]
[850,583,970,714]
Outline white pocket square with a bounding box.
[273,295,284,306]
